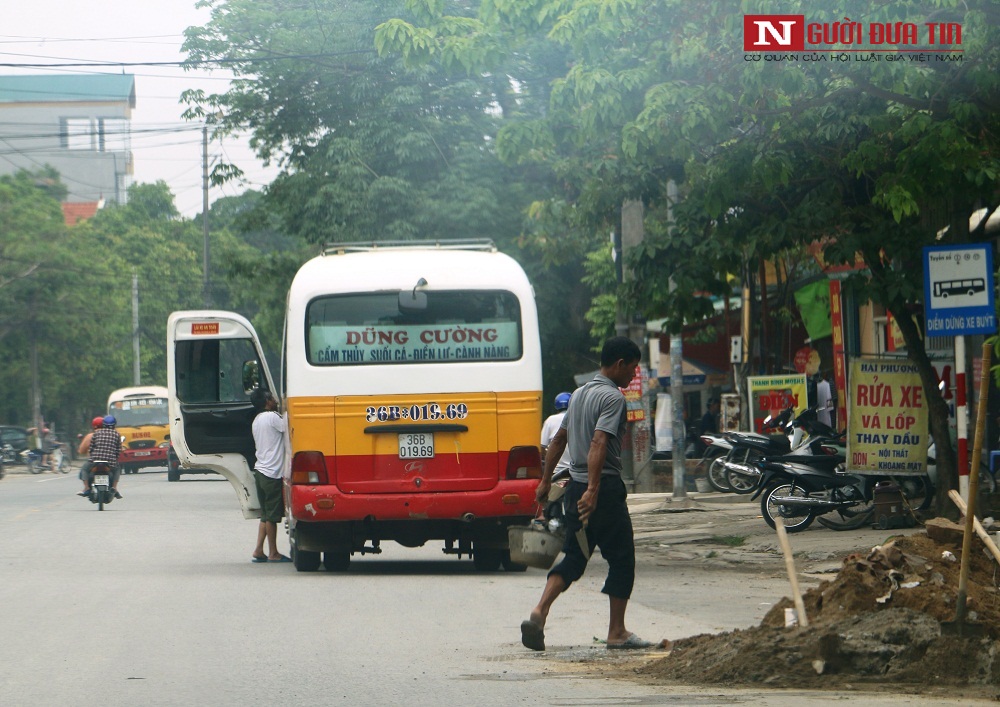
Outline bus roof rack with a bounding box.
[322,239,497,256]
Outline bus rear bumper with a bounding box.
[119,448,168,465]
[287,483,538,553]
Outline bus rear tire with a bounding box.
[291,532,321,571]
[324,551,351,572]
[293,549,321,572]
[473,548,502,571]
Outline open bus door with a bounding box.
[167,311,277,519]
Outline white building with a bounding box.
[0,74,135,206]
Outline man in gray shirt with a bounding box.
[521,336,659,651]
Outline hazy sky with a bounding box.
[2,1,279,216]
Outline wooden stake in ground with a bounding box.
[773,515,809,628]
[943,342,991,638]
[949,489,1000,565]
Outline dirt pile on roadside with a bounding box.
[639,531,1000,691]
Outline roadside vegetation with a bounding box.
[3,1,998,514]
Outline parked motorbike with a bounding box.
[1,444,42,473]
[694,434,732,493]
[86,462,116,511]
[751,442,933,532]
[717,407,803,494]
[722,406,850,495]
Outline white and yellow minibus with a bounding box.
[167,240,543,571]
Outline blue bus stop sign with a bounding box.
[923,244,996,336]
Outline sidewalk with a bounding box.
[1,463,77,476]
[626,488,925,574]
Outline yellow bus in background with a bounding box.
[107,386,170,475]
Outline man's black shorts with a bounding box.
[549,475,635,599]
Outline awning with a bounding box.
[656,354,723,387]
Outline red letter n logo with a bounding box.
[743,15,804,51]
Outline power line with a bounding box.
[0,33,185,44]
[0,65,239,82]
[0,48,376,69]
[0,124,201,142]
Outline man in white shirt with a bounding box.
[249,388,290,563]
[540,392,572,478]
[816,376,833,427]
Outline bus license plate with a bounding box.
[93,475,110,485]
[399,433,434,459]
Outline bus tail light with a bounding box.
[505,446,541,480]
[291,451,331,485]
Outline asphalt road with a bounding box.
[0,467,984,706]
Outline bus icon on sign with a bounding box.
[933,278,986,298]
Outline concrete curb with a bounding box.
[628,491,755,509]
[1,465,78,476]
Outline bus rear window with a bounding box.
[306,291,522,366]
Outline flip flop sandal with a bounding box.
[607,633,656,650]
[520,619,545,651]
[251,556,268,563]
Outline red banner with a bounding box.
[830,280,847,429]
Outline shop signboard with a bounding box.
[847,359,927,475]
[623,365,645,422]
[747,374,808,434]
[654,393,673,452]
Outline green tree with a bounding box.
[0,170,76,426]
[183,0,535,246]
[181,0,591,405]
[0,174,273,435]
[380,0,1000,508]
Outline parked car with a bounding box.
[0,425,29,463]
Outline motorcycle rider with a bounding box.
[694,398,721,456]
[76,416,105,496]
[80,416,123,499]
[26,427,44,468]
[541,392,572,479]
[40,427,56,469]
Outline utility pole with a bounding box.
[202,124,211,307]
[663,181,687,500]
[132,270,141,385]
[612,227,634,488]
[30,327,41,431]
[621,199,652,493]
[28,292,42,430]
